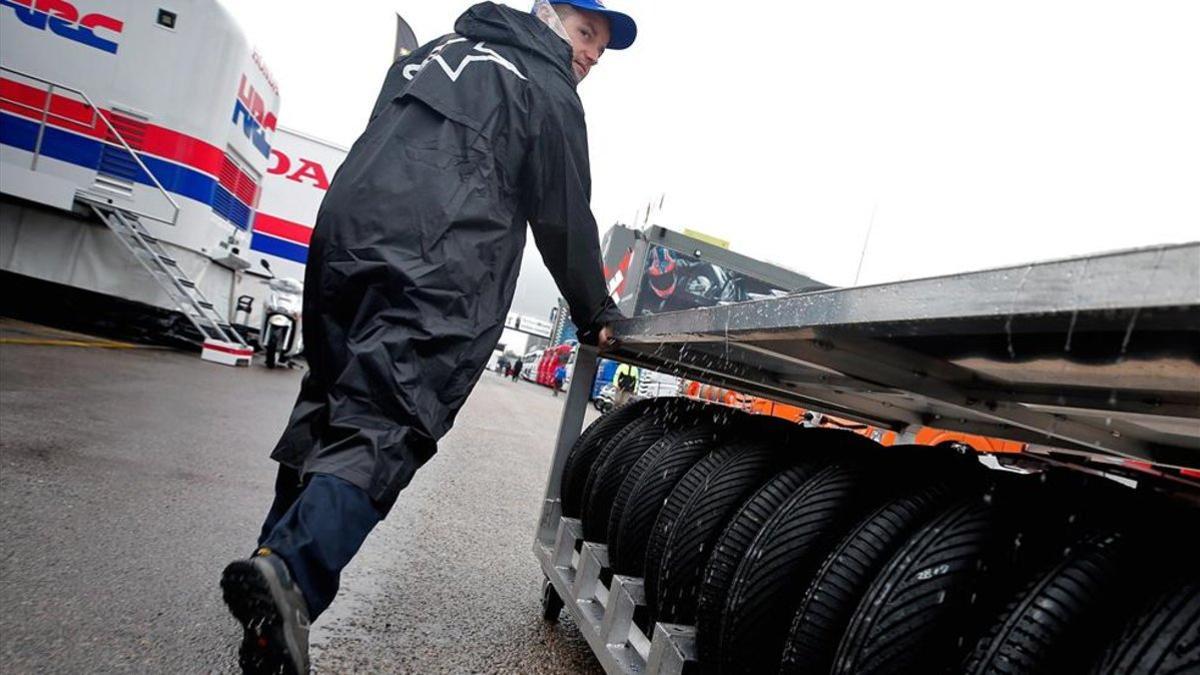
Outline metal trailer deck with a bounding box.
[534,241,1200,674]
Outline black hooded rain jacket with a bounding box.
[270,1,621,509]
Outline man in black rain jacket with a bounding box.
[220,2,636,672]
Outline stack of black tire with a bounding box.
[553,397,1199,674]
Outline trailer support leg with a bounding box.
[537,346,599,547]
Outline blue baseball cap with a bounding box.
[550,0,637,50]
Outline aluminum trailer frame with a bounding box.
[534,241,1199,674]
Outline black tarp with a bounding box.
[270,2,621,510]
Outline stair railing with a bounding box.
[0,65,180,227]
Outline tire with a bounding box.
[779,479,969,675]
[652,440,789,626]
[779,447,985,675]
[644,427,875,623]
[1091,579,1200,675]
[693,460,827,667]
[712,462,883,675]
[964,530,1138,675]
[607,424,723,575]
[559,398,660,518]
[265,328,281,369]
[581,412,687,543]
[833,496,1006,675]
[643,441,751,614]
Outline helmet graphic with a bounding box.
[646,247,677,299]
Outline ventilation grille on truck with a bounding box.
[93,110,149,198]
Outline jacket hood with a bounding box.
[455,2,575,83]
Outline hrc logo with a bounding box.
[1,0,123,54]
[231,75,278,160]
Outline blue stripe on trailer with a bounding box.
[250,232,308,264]
[0,111,218,207]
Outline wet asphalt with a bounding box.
[0,320,603,674]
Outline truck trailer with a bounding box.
[0,0,346,362]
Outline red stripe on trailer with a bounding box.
[0,78,100,137]
[142,125,223,175]
[1180,468,1200,479]
[1,77,253,202]
[202,341,254,356]
[253,212,312,246]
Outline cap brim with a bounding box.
[599,9,636,50]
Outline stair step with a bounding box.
[94,203,247,352]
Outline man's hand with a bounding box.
[598,325,617,351]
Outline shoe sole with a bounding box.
[221,560,304,675]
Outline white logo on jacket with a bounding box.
[403,38,527,82]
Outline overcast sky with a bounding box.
[225,0,1199,323]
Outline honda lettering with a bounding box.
[267,149,330,191]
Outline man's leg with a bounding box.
[223,473,381,674]
[256,464,304,547]
[257,472,382,620]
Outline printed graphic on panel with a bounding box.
[635,245,791,316]
[1,0,124,54]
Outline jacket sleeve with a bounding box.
[524,93,622,346]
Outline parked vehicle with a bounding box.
[0,0,349,367]
[258,260,303,369]
[592,384,616,412]
[520,349,544,381]
[538,344,573,388]
[592,358,619,400]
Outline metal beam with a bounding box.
[615,243,1200,340]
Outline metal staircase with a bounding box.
[89,204,248,348]
[1,66,251,364]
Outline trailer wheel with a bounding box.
[963,530,1138,675]
[693,460,826,666]
[1091,579,1200,675]
[580,413,681,543]
[541,577,565,623]
[559,398,658,518]
[607,425,721,576]
[713,462,881,675]
[832,496,1004,675]
[781,464,980,674]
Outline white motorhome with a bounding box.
[0,0,346,362]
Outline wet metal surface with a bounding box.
[607,244,1200,467]
[0,324,602,674]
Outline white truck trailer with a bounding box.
[0,0,345,362]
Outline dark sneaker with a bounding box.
[221,549,311,674]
